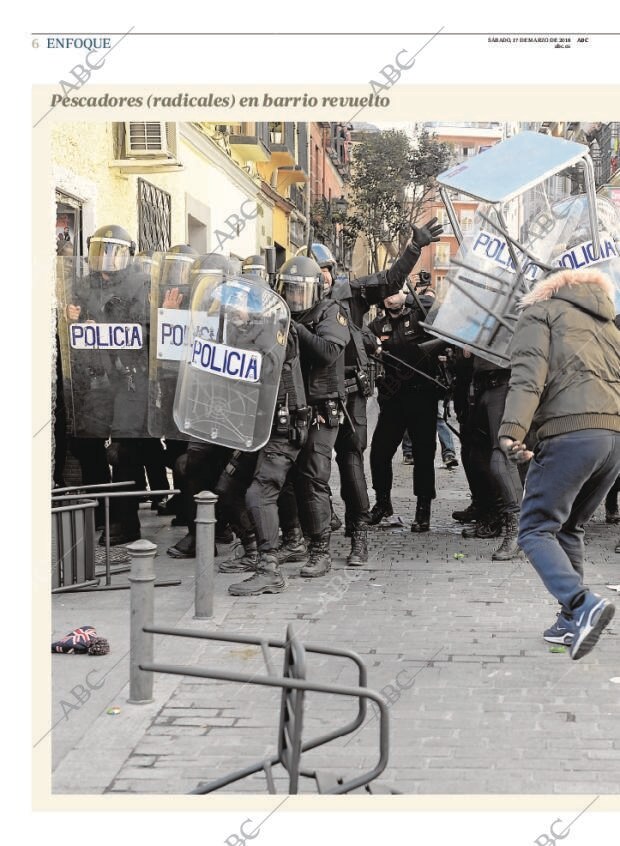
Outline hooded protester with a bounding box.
[498,268,620,660]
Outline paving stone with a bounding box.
[51,431,620,795]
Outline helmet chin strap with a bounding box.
[387,306,405,317]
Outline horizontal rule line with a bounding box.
[31,31,607,36]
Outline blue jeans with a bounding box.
[518,429,620,611]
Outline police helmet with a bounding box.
[160,244,199,288]
[87,224,135,273]
[276,255,323,315]
[242,254,268,283]
[134,249,156,275]
[298,242,337,276]
[190,253,237,283]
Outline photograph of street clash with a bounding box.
[49,120,620,795]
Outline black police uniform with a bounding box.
[70,265,150,542]
[218,323,309,595]
[167,441,233,558]
[330,241,427,559]
[166,301,275,559]
[368,298,441,530]
[460,356,523,557]
[277,296,350,576]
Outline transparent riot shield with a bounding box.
[421,130,620,366]
[173,274,290,451]
[56,255,150,438]
[147,250,195,438]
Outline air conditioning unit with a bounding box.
[124,122,178,158]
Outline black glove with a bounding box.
[411,216,443,248]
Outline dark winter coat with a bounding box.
[499,268,620,444]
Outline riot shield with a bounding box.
[173,274,290,451]
[147,250,196,438]
[56,255,151,438]
[421,131,620,366]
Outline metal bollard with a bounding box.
[194,491,218,619]
[127,539,157,703]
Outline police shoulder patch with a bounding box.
[337,311,348,326]
[276,329,286,346]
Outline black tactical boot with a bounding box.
[228,553,286,596]
[462,515,503,539]
[492,512,522,561]
[167,531,196,559]
[451,502,480,523]
[157,495,179,516]
[410,497,432,533]
[347,521,368,566]
[218,536,259,573]
[215,522,234,544]
[368,494,393,526]
[300,531,331,578]
[99,521,140,547]
[275,527,307,564]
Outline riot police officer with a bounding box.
[167,254,239,559]
[274,255,350,577]
[306,219,442,564]
[241,253,269,283]
[459,354,523,560]
[65,224,150,544]
[368,285,443,533]
[214,274,310,595]
[148,244,199,522]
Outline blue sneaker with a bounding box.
[543,612,575,645]
[570,593,616,660]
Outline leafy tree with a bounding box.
[405,128,453,235]
[349,128,452,271]
[309,199,362,270]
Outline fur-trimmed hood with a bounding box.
[520,268,617,321]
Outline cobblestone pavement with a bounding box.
[48,404,620,796]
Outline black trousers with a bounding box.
[69,437,111,487]
[215,451,259,544]
[279,420,340,538]
[467,382,523,516]
[106,439,144,534]
[246,437,301,552]
[69,437,111,526]
[177,442,232,534]
[141,437,170,496]
[370,388,438,500]
[334,391,370,522]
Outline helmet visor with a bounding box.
[277,276,320,313]
[160,254,195,288]
[88,238,130,273]
[242,264,268,282]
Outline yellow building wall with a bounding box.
[50,122,263,258]
[272,206,289,253]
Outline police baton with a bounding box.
[371,350,461,441]
[405,279,429,320]
[369,350,448,392]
